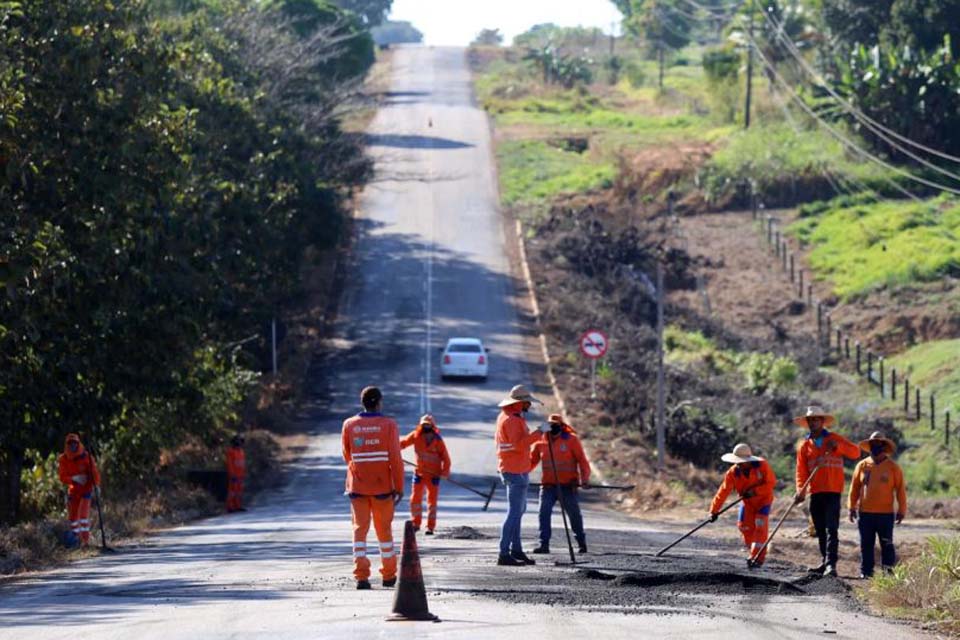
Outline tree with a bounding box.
[621,0,693,89]
[330,0,392,27]
[371,20,423,46]
[472,28,503,47]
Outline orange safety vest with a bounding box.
[342,412,404,496]
[710,459,777,514]
[495,406,541,474]
[530,428,590,486]
[401,426,451,477]
[849,457,907,515]
[796,430,861,494]
[57,440,101,497]
[226,447,246,479]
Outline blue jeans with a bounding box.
[499,472,529,556]
[858,512,896,577]
[538,485,585,547]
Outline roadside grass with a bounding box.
[497,139,616,211]
[788,195,960,299]
[866,535,960,633]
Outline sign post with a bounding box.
[579,329,609,400]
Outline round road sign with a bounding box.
[579,329,609,360]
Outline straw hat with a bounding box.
[792,405,836,428]
[548,413,565,424]
[721,443,763,464]
[497,384,542,408]
[419,414,437,427]
[858,431,896,455]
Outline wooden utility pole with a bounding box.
[744,0,754,129]
[656,260,666,471]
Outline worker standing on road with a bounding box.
[57,433,101,547]
[342,386,404,590]
[225,434,247,513]
[530,414,591,555]
[495,384,548,567]
[401,414,451,535]
[709,443,777,567]
[792,406,861,577]
[849,432,907,579]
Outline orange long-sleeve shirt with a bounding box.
[226,447,246,479]
[342,412,404,496]
[401,427,451,477]
[710,459,777,514]
[530,428,590,486]
[57,442,101,498]
[796,430,861,494]
[849,457,906,516]
[495,407,541,474]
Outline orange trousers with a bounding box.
[350,495,396,581]
[739,501,771,564]
[410,474,440,531]
[227,475,244,512]
[67,493,92,545]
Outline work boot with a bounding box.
[823,564,837,577]
[578,543,588,554]
[808,561,827,574]
[511,552,536,566]
[496,555,524,566]
[425,530,434,536]
[382,577,396,588]
[532,545,550,554]
[356,580,371,590]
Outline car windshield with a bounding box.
[447,343,482,353]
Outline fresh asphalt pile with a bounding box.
[428,524,855,616]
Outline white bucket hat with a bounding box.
[497,384,542,408]
[721,443,763,464]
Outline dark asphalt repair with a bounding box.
[430,525,855,616]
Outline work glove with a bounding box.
[793,491,806,505]
[393,492,403,505]
[70,474,87,485]
[709,513,718,523]
[848,510,858,523]
[895,513,904,525]
[743,490,755,499]
[580,483,591,490]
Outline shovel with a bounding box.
[402,459,498,510]
[655,497,744,557]
[747,464,823,568]
[94,488,117,553]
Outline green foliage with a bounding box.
[741,353,798,395]
[273,0,375,79]
[788,195,960,298]
[513,23,606,49]
[330,0,391,27]
[524,46,594,89]
[472,28,503,47]
[18,451,62,521]
[371,20,422,46]
[888,338,960,418]
[497,140,616,208]
[702,47,740,123]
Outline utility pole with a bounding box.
[744,0,754,129]
[656,260,666,471]
[610,21,616,57]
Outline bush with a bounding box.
[740,353,799,395]
[624,60,647,88]
[19,452,62,521]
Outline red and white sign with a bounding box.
[579,329,609,360]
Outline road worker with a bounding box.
[792,405,861,577]
[495,384,549,567]
[530,414,591,555]
[401,414,451,535]
[57,433,101,547]
[709,443,777,568]
[225,434,247,513]
[849,432,907,579]
[341,386,404,590]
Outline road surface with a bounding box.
[0,47,924,639]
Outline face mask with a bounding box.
[422,425,434,432]
[550,423,562,435]
[870,444,885,457]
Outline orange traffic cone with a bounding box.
[386,520,440,622]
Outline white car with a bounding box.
[440,337,489,381]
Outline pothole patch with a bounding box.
[436,526,491,540]
[612,571,806,594]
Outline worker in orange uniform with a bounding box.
[401,414,451,535]
[709,443,777,568]
[226,434,247,513]
[57,433,101,547]
[495,384,549,567]
[530,414,591,554]
[792,405,861,577]
[342,386,404,590]
[849,432,907,579]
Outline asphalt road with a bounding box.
[0,46,926,639]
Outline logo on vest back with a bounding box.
[353,437,364,447]
[560,444,567,452]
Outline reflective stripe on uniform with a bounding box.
[353,457,389,464]
[498,443,514,450]
[380,542,395,558]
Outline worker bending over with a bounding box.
[57,433,101,547]
[530,414,591,554]
[710,443,776,567]
[849,432,907,579]
[401,414,451,535]
[342,386,404,590]
[793,405,861,577]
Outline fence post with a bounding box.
[879,357,885,397]
[775,231,781,256]
[916,388,921,421]
[798,269,804,298]
[891,368,897,400]
[855,341,861,373]
[767,216,773,244]
[867,351,874,383]
[781,244,787,271]
[825,314,832,348]
[844,336,850,359]
[817,303,823,336]
[930,394,936,431]
[946,411,951,448]
[807,284,813,305]
[904,378,910,414]
[790,254,795,282]
[752,191,758,219]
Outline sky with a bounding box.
[388,0,624,47]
